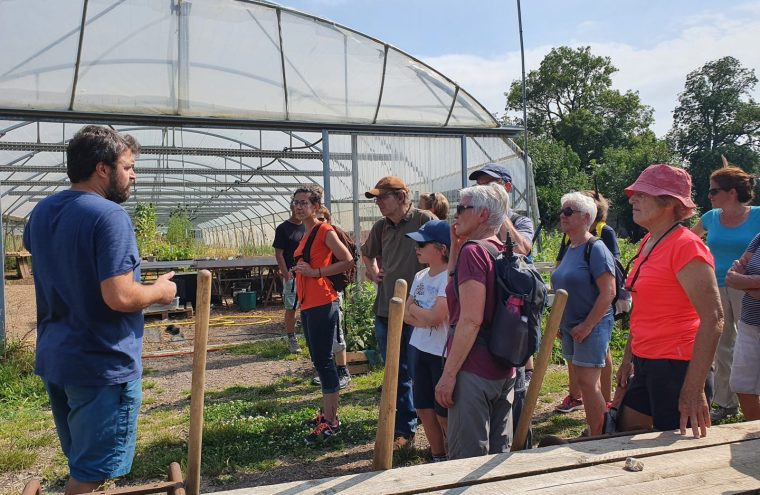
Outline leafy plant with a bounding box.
[343,281,377,352]
[166,207,194,248]
[133,202,158,257]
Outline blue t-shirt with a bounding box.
[741,234,760,326]
[701,206,760,287]
[551,239,615,329]
[23,190,143,386]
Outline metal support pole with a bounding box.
[322,129,331,210]
[0,192,6,346]
[177,0,191,113]
[460,135,468,188]
[351,134,360,241]
[517,0,538,226]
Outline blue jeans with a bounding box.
[302,301,341,394]
[45,379,141,481]
[375,316,417,437]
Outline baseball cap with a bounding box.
[365,176,408,198]
[468,163,512,183]
[624,163,696,208]
[405,220,451,248]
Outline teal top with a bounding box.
[701,206,760,286]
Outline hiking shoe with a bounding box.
[710,406,739,423]
[304,419,340,444]
[312,375,321,386]
[393,433,415,449]
[338,367,351,389]
[555,395,584,413]
[524,369,534,388]
[287,335,301,353]
[302,408,324,428]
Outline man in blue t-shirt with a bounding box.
[23,125,177,495]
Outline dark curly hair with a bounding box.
[66,125,137,183]
[293,185,323,205]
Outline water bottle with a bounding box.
[506,295,523,318]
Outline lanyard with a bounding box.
[625,223,682,292]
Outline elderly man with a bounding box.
[23,125,176,495]
[361,176,435,445]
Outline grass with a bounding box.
[225,336,305,360]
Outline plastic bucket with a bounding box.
[237,291,257,311]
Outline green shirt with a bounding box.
[361,207,435,317]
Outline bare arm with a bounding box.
[570,272,615,343]
[294,231,353,278]
[690,219,706,238]
[500,218,532,256]
[725,251,760,290]
[101,271,177,313]
[435,279,485,408]
[274,248,291,281]
[676,260,724,438]
[362,255,382,282]
[406,296,448,328]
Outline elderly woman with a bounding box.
[434,184,516,459]
[617,164,723,438]
[691,165,760,422]
[551,192,616,435]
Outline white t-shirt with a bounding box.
[408,267,449,356]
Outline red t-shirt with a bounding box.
[446,240,515,380]
[628,227,714,361]
[294,222,339,311]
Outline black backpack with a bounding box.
[583,237,632,320]
[454,237,548,368]
[302,222,358,292]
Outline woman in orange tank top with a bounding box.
[291,185,353,444]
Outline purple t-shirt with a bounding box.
[446,239,515,380]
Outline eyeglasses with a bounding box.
[560,207,580,217]
[375,191,398,201]
[291,200,310,207]
[708,188,727,197]
[456,204,476,215]
[316,217,326,221]
[416,241,430,248]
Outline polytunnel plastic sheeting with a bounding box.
[0,0,498,128]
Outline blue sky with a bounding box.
[281,0,760,136]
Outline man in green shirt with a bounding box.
[361,176,435,444]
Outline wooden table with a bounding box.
[209,421,760,495]
[6,251,32,279]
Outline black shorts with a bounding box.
[412,349,448,417]
[621,355,714,431]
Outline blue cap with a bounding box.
[405,220,451,248]
[468,163,512,183]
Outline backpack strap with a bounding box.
[584,236,599,285]
[301,222,323,264]
[452,240,500,298]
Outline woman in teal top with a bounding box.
[692,165,760,421]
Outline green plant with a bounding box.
[165,208,194,248]
[343,282,377,352]
[133,202,158,257]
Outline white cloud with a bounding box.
[423,5,760,137]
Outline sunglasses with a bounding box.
[456,204,476,215]
[291,200,310,207]
[416,241,431,248]
[708,188,727,197]
[316,217,326,221]
[560,207,580,217]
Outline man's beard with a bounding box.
[105,170,131,204]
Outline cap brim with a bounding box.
[405,232,428,242]
[468,170,500,181]
[365,189,380,199]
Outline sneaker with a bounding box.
[393,433,415,449]
[710,406,739,423]
[302,408,324,428]
[312,375,321,386]
[338,367,351,389]
[605,401,613,411]
[304,419,340,444]
[524,369,534,388]
[432,455,448,463]
[287,335,301,353]
[554,395,584,413]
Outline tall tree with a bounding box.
[507,46,653,168]
[668,56,760,210]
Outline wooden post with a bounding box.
[372,279,407,470]
[186,270,212,495]
[393,278,408,301]
[512,289,568,452]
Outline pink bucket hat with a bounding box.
[624,163,696,208]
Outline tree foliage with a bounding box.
[668,56,760,210]
[507,46,653,168]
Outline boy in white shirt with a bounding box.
[404,220,450,462]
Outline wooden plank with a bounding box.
[210,421,760,495]
[421,439,760,494]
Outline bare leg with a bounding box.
[568,363,582,400]
[616,405,653,432]
[418,408,446,457]
[284,308,297,337]
[323,391,339,424]
[334,350,347,367]
[65,478,103,495]
[525,356,534,371]
[574,365,604,435]
[601,351,613,403]
[737,393,760,421]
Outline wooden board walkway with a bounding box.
[209,421,760,495]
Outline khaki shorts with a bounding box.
[730,321,760,395]
[282,277,297,310]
